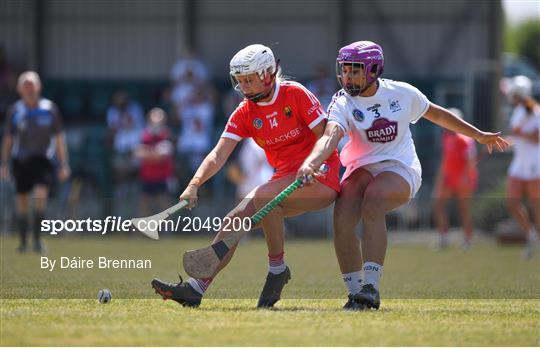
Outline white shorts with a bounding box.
[508,159,540,180]
[345,160,422,198]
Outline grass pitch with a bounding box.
[1,235,539,346]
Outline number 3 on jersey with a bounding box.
[269,117,278,129]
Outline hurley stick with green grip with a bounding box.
[182,164,328,278]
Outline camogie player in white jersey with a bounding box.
[296,41,509,310]
[504,75,540,259]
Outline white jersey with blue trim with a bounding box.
[327,78,430,180]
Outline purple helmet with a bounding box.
[336,41,384,96]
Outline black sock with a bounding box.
[33,211,45,243]
[17,214,28,246]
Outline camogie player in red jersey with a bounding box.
[433,108,478,250]
[152,44,340,308]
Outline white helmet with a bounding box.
[508,75,532,99]
[229,44,278,101]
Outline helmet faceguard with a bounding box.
[336,41,384,96]
[229,44,279,102]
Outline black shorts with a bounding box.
[12,156,54,194]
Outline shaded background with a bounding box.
[0,0,538,235]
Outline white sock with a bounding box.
[268,252,287,274]
[269,263,287,274]
[342,271,363,295]
[363,262,383,290]
[187,277,212,295]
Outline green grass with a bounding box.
[2,299,539,346]
[1,235,539,346]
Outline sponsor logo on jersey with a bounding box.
[352,109,364,122]
[306,104,318,116]
[265,127,303,145]
[253,118,263,129]
[367,103,381,118]
[284,106,293,118]
[265,111,278,119]
[388,99,402,113]
[254,137,266,147]
[367,104,381,112]
[365,118,398,143]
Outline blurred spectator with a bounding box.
[157,86,176,126]
[222,87,244,116]
[0,46,17,121]
[107,90,144,132]
[171,47,209,85]
[106,90,144,159]
[171,48,210,117]
[135,108,174,217]
[306,64,347,151]
[171,69,198,116]
[504,75,540,259]
[306,63,337,110]
[176,86,215,178]
[432,108,478,250]
[106,90,144,217]
[1,71,70,253]
[226,138,273,199]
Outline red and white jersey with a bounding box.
[327,79,430,181]
[441,132,477,175]
[222,81,339,177]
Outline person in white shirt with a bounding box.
[504,75,540,259]
[297,41,509,311]
[176,87,215,173]
[232,138,274,199]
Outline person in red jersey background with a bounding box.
[151,44,340,309]
[135,108,174,218]
[433,108,478,250]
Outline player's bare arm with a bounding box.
[423,103,510,153]
[180,137,238,208]
[310,119,327,138]
[296,122,343,181]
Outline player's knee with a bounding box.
[252,185,278,209]
[361,186,386,220]
[226,201,254,220]
[253,184,272,199]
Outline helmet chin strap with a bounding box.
[246,82,275,102]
